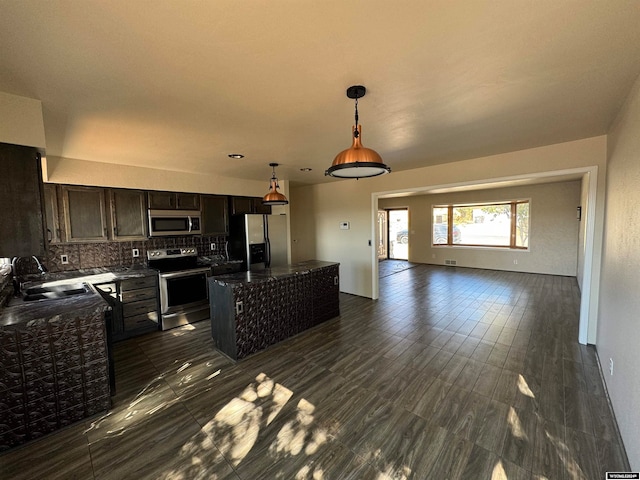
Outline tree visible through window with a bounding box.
[433,200,529,249]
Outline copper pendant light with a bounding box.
[262,163,289,206]
[325,85,391,179]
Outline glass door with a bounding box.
[377,210,388,260]
[388,209,408,260]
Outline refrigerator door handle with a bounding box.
[265,238,271,267]
[263,214,271,267]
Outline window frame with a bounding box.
[432,199,530,250]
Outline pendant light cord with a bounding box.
[354,97,360,138]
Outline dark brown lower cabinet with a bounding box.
[95,275,159,342]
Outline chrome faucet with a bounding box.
[32,255,47,275]
[11,256,20,296]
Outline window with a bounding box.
[432,200,529,249]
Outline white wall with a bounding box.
[576,174,590,291]
[0,92,46,149]
[43,156,271,197]
[597,73,640,469]
[291,178,373,295]
[291,135,606,298]
[379,181,581,276]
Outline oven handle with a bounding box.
[188,216,193,232]
[160,267,212,279]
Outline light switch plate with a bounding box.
[340,222,350,230]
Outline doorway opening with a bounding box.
[387,209,408,260]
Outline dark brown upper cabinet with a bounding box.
[43,183,62,244]
[109,189,147,240]
[176,192,200,210]
[61,185,109,242]
[202,195,229,235]
[253,198,272,214]
[148,191,200,210]
[229,196,271,215]
[0,142,46,257]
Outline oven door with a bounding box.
[158,267,211,314]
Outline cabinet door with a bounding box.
[176,193,200,210]
[94,282,123,337]
[148,191,175,209]
[110,189,147,240]
[230,196,253,215]
[61,186,108,242]
[202,195,229,234]
[0,143,46,256]
[43,183,62,244]
[253,198,272,214]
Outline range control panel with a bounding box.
[147,248,198,259]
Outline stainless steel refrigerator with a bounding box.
[229,214,288,271]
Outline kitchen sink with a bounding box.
[19,282,93,302]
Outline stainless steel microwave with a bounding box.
[148,210,202,237]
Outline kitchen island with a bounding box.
[0,266,158,451]
[209,260,339,360]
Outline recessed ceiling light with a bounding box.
[228,153,244,159]
[300,168,313,172]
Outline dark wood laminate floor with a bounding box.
[0,265,630,479]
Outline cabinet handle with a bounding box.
[114,226,118,236]
[47,228,52,242]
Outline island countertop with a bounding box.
[210,260,339,285]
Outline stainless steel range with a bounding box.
[147,248,211,330]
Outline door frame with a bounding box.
[371,165,601,345]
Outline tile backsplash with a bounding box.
[14,235,228,276]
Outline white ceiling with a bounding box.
[1,1,639,186]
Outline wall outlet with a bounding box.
[513,259,518,265]
[60,254,69,265]
[132,248,139,258]
[211,243,216,251]
[609,358,614,376]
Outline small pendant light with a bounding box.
[325,85,391,179]
[262,163,289,206]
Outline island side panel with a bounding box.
[312,264,340,325]
[0,303,110,451]
[209,280,238,360]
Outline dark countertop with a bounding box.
[20,265,158,287]
[209,260,339,285]
[0,266,158,328]
[196,256,243,268]
[0,293,109,328]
